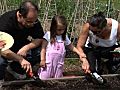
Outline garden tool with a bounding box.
[1,72,45,87]
[86,72,107,85]
[28,72,46,87]
[90,72,107,84]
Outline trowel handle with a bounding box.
[29,71,34,77]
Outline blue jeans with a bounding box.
[0,57,8,80]
[0,47,40,80]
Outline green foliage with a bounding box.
[6,0,22,6]
[95,0,120,18]
[2,0,120,19]
[95,0,107,12]
[56,0,75,19]
[65,58,79,65]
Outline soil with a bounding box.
[2,58,120,90]
[2,74,120,90]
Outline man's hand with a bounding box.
[19,58,32,73]
[17,48,28,57]
[1,49,33,73]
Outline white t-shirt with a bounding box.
[43,31,71,45]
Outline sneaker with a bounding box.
[7,65,27,80]
[90,72,107,84]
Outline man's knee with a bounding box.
[27,48,41,65]
[0,57,8,67]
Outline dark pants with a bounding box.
[84,43,118,74]
[0,47,40,80]
[0,57,8,80]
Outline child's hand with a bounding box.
[40,60,46,68]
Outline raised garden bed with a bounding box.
[1,58,120,90]
[2,74,120,90]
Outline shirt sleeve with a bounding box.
[0,13,11,32]
[65,35,71,45]
[43,31,50,42]
[30,21,44,39]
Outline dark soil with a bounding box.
[2,74,120,90]
[2,58,120,90]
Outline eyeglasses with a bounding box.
[24,18,38,26]
[91,28,105,36]
[25,20,38,25]
[90,25,106,35]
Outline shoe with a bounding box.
[7,65,27,80]
[90,72,107,84]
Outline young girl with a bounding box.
[38,15,81,79]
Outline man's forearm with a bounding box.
[1,49,24,62]
[22,39,43,51]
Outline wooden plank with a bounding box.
[2,79,35,86]
[2,74,120,86]
[1,74,120,90]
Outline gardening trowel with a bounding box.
[28,72,46,87]
[85,72,107,85]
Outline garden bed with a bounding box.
[2,58,120,90]
[2,74,120,90]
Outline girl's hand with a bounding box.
[40,60,46,68]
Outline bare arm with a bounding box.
[77,23,90,73]
[40,39,48,67]
[41,39,48,61]
[114,23,120,51]
[1,49,32,73]
[77,23,89,59]
[0,39,43,73]
[17,39,43,56]
[67,43,80,57]
[117,23,120,41]
[26,39,43,50]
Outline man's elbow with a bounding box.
[33,38,43,46]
